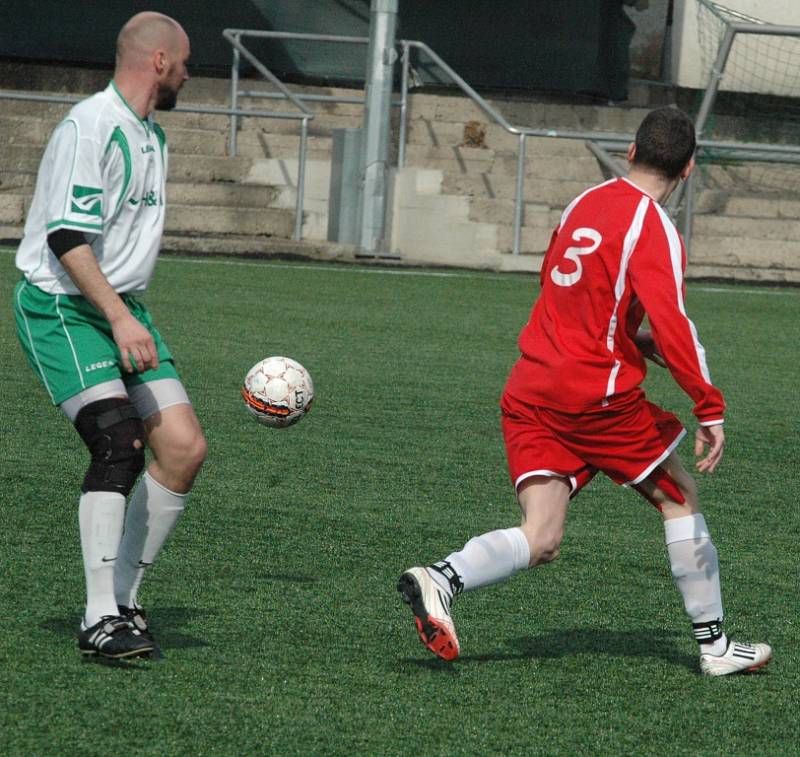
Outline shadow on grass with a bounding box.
[40,606,211,652]
[401,627,695,671]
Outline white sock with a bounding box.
[114,472,187,608]
[664,514,727,656]
[430,527,531,594]
[79,491,126,626]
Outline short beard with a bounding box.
[155,84,178,111]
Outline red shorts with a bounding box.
[500,389,685,497]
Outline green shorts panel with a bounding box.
[13,278,179,405]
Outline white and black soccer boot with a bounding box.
[398,567,460,661]
[700,640,772,676]
[78,615,155,659]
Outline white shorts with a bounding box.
[59,378,190,423]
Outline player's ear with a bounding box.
[154,49,167,76]
[680,156,696,181]
[627,142,636,164]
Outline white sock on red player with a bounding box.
[429,527,530,595]
[665,513,728,656]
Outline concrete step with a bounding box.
[0,193,25,224]
[0,143,42,173]
[407,93,649,134]
[442,173,593,205]
[693,214,800,242]
[407,151,605,182]
[688,237,800,283]
[165,203,294,238]
[168,154,253,183]
[147,126,333,160]
[0,114,335,164]
[467,197,557,228]
[702,162,800,188]
[0,172,36,192]
[496,224,553,254]
[722,195,800,219]
[160,231,355,262]
[405,117,633,153]
[167,182,279,208]
[0,190,295,237]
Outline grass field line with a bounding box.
[156,255,799,295]
[2,246,797,295]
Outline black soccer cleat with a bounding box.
[78,615,155,659]
[118,604,156,644]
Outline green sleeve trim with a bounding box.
[104,126,132,216]
[47,219,104,232]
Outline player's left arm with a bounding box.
[695,423,725,473]
[628,203,725,428]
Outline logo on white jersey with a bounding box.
[550,227,602,287]
[71,185,103,217]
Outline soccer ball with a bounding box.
[241,356,314,428]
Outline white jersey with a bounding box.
[16,81,168,295]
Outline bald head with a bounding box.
[116,12,187,71]
[113,12,190,114]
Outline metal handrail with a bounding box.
[0,89,313,121]
[398,40,640,255]
[222,29,319,240]
[5,22,798,260]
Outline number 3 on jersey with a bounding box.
[550,227,602,287]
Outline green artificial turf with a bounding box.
[1,248,798,755]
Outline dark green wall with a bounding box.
[0,1,635,99]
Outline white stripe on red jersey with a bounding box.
[504,177,725,425]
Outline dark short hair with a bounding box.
[633,107,696,180]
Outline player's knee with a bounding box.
[74,397,145,495]
[170,427,208,477]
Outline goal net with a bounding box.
[691,0,800,197]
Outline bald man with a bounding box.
[13,13,205,659]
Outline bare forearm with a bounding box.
[59,244,129,324]
[57,243,158,373]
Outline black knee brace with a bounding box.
[74,397,146,495]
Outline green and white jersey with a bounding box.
[16,81,168,295]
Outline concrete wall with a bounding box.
[672,0,800,90]
[627,0,670,80]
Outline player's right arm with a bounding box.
[43,116,157,373]
[55,240,158,373]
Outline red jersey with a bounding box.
[503,177,725,426]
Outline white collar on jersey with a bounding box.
[620,176,658,203]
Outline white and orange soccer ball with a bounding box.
[241,356,314,428]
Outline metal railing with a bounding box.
[222,28,409,243]
[0,88,314,240]
[5,22,799,258]
[220,31,640,255]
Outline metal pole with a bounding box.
[358,0,398,257]
[295,117,309,241]
[695,25,737,137]
[513,134,526,256]
[682,170,695,257]
[669,25,737,214]
[398,41,410,169]
[229,39,240,157]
